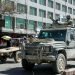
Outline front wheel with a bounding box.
[0,56,7,63]
[52,54,66,73]
[14,51,21,63]
[22,59,34,71]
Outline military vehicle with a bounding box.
[21,15,75,73]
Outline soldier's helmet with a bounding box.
[66,15,71,21]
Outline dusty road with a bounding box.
[0,59,75,75]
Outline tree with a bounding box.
[1,0,15,14]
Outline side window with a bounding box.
[66,30,70,41]
[70,29,74,40]
[42,32,48,38]
[73,29,75,40]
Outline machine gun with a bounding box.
[49,15,73,28]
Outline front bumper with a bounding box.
[22,55,56,63]
[21,45,56,63]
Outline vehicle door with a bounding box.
[66,28,75,59]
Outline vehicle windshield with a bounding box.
[38,30,66,41]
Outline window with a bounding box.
[62,5,67,12]
[28,20,35,30]
[73,0,75,5]
[30,0,37,3]
[55,14,60,20]
[48,0,53,8]
[68,7,72,14]
[47,12,53,19]
[56,2,61,10]
[38,30,66,41]
[68,0,72,4]
[46,23,51,28]
[37,22,46,29]
[5,16,12,29]
[39,0,46,6]
[38,22,43,29]
[30,7,37,16]
[39,9,46,18]
[16,18,25,29]
[73,9,75,15]
[17,3,27,13]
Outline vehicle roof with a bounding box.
[40,27,75,31]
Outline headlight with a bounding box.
[41,46,52,52]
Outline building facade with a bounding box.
[0,0,75,35]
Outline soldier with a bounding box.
[28,35,33,43]
[66,15,72,25]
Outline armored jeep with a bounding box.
[21,26,75,73]
[21,15,75,73]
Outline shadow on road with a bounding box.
[0,67,58,75]
[33,64,57,75]
[0,63,75,75]
[0,61,15,64]
[0,59,15,64]
[0,67,26,75]
[0,64,59,75]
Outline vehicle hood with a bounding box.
[31,38,65,47]
[25,38,66,50]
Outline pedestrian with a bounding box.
[23,36,27,45]
[7,40,11,47]
[21,36,27,58]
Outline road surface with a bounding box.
[0,59,75,75]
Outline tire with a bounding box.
[0,57,7,63]
[14,51,21,63]
[52,54,66,73]
[22,59,34,71]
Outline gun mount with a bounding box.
[50,15,73,28]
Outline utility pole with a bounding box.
[42,14,43,29]
[25,0,27,29]
[65,0,67,17]
[54,0,56,20]
[25,0,28,37]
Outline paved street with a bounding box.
[0,59,75,75]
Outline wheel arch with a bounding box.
[58,50,67,59]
